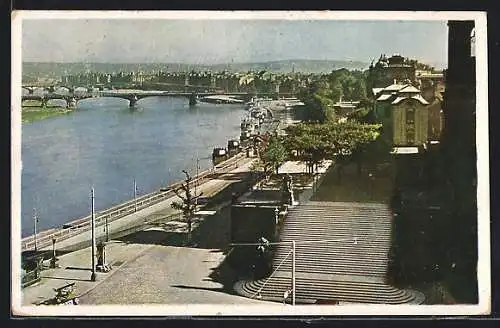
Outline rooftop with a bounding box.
[399,85,421,93]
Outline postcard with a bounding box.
[11,10,490,316]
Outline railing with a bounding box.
[21,151,247,252]
[21,269,41,289]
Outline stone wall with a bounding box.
[230,205,279,244]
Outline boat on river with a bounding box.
[198,95,245,104]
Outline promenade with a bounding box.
[20,156,262,306]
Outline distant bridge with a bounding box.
[21,87,294,108]
[22,90,205,108]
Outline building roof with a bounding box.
[372,88,384,96]
[383,83,409,91]
[391,96,408,105]
[411,94,430,105]
[376,94,393,101]
[399,85,421,93]
[391,95,429,105]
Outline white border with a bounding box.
[11,11,490,317]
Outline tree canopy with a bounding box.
[283,121,382,173]
[297,68,370,123]
[261,135,288,174]
[250,134,287,177]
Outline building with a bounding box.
[368,54,417,89]
[372,82,430,147]
[435,20,477,302]
[388,21,478,303]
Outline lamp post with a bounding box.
[133,179,137,212]
[105,214,109,242]
[50,238,57,268]
[33,208,38,252]
[90,187,97,282]
[195,157,200,204]
[291,240,296,306]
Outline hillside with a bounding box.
[22,59,369,79]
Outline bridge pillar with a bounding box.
[210,76,216,91]
[184,75,190,93]
[189,93,197,107]
[129,95,138,107]
[66,97,77,108]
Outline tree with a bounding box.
[284,121,382,177]
[298,79,336,123]
[170,170,203,244]
[346,107,376,124]
[351,79,367,101]
[250,134,287,182]
[261,136,288,175]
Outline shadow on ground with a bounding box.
[111,174,262,296]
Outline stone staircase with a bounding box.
[234,201,425,304]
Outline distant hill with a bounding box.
[21,59,369,79]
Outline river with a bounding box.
[20,96,246,237]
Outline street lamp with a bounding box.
[291,240,296,306]
[194,157,199,205]
[33,208,38,252]
[50,238,57,268]
[105,214,109,242]
[90,187,97,282]
[133,178,138,212]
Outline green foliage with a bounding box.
[250,135,287,176]
[22,106,73,123]
[261,136,288,174]
[346,107,377,124]
[298,68,369,123]
[299,79,336,123]
[284,121,382,172]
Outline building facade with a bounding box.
[373,83,430,146]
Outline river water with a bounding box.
[20,96,246,237]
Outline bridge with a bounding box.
[22,90,218,108]
[21,88,295,108]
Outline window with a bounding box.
[406,107,416,145]
[406,107,415,124]
[406,128,415,145]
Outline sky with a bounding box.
[21,19,448,66]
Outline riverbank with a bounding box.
[19,156,262,307]
[22,106,74,124]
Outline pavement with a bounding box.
[19,156,263,306]
[78,244,263,305]
[22,241,153,305]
